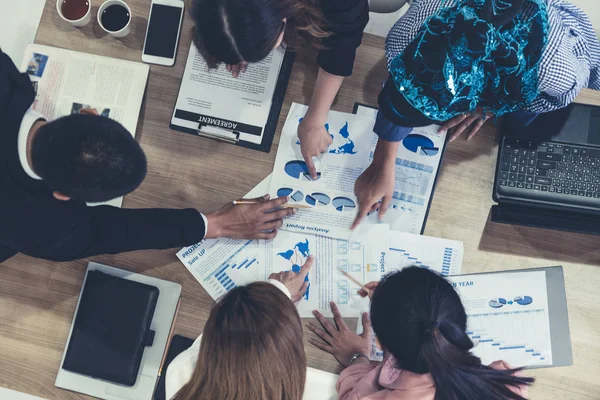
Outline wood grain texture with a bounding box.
[1,1,599,399]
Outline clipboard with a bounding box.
[352,102,449,234]
[170,50,295,153]
[454,266,573,368]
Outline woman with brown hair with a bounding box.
[190,0,369,179]
[166,257,313,400]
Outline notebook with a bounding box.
[56,262,182,400]
[62,270,159,386]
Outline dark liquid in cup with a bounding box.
[101,4,131,32]
[61,0,89,21]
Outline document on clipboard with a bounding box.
[170,42,294,152]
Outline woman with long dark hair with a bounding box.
[308,267,534,399]
[166,258,313,399]
[190,0,369,178]
[352,0,600,229]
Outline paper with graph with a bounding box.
[269,103,376,239]
[449,270,553,368]
[263,224,389,317]
[355,105,446,234]
[358,232,464,361]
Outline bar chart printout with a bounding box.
[448,271,553,367]
[176,238,262,299]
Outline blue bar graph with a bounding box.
[500,346,526,350]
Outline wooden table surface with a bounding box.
[1,1,599,399]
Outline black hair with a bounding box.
[370,267,534,400]
[31,113,147,203]
[191,0,328,68]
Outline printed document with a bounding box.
[171,42,285,144]
[449,270,553,368]
[356,105,446,234]
[269,103,376,239]
[358,233,464,361]
[20,44,149,208]
[263,224,389,318]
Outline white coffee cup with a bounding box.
[56,0,92,27]
[97,0,132,38]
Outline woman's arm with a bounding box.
[298,69,344,179]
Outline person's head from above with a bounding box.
[380,0,547,128]
[173,281,306,400]
[30,108,147,203]
[370,267,534,400]
[191,0,329,68]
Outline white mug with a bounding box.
[56,0,92,27]
[97,0,132,38]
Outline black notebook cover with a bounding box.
[63,270,160,386]
[154,335,195,400]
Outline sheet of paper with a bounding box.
[269,103,376,239]
[358,232,464,361]
[20,44,149,208]
[171,43,285,144]
[176,175,272,299]
[356,105,446,234]
[449,270,553,368]
[388,231,463,277]
[263,224,389,317]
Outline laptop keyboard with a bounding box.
[497,137,600,208]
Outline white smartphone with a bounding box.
[142,0,185,66]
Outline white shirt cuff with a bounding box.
[200,213,208,239]
[267,279,292,299]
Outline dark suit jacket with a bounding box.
[0,50,205,262]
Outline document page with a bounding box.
[269,103,376,239]
[449,270,553,368]
[176,176,271,299]
[358,233,464,361]
[356,106,446,234]
[263,224,389,317]
[20,44,149,208]
[171,42,285,144]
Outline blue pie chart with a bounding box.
[291,190,304,202]
[403,134,437,156]
[284,160,309,179]
[514,296,533,306]
[489,298,507,309]
[332,197,356,212]
[306,192,331,206]
[277,187,294,197]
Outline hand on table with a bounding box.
[440,107,493,142]
[307,302,372,367]
[351,161,395,229]
[205,195,295,240]
[226,62,248,78]
[269,256,314,302]
[298,116,333,179]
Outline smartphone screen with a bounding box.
[144,4,183,59]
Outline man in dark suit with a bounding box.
[0,49,292,262]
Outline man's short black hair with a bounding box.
[31,114,147,203]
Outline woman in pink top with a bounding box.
[308,267,534,400]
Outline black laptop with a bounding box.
[492,103,600,235]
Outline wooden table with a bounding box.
[1,1,599,399]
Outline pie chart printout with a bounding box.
[284,160,310,179]
[332,197,356,212]
[488,298,507,309]
[514,296,533,306]
[277,187,294,197]
[403,134,439,156]
[305,192,331,206]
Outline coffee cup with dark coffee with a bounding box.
[98,0,132,38]
[56,0,91,27]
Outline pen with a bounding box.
[232,200,312,209]
[338,269,370,296]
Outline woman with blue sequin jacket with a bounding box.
[351,0,600,229]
